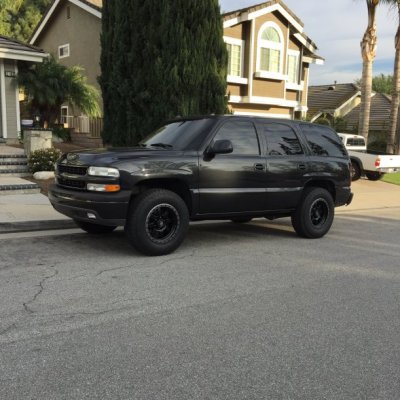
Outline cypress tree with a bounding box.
[100,0,227,146]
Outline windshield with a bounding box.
[140,119,215,151]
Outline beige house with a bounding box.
[223,1,324,119]
[0,36,47,144]
[30,0,323,131]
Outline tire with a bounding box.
[125,189,189,256]
[231,218,252,223]
[291,187,334,239]
[74,220,117,234]
[350,160,361,181]
[365,171,382,181]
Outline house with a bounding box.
[308,83,391,141]
[0,36,47,144]
[307,83,361,122]
[342,93,392,136]
[222,1,324,119]
[30,0,323,132]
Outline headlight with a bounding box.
[88,166,120,178]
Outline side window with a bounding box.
[214,121,260,155]
[263,123,303,156]
[300,124,347,157]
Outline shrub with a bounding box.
[52,125,71,142]
[28,148,62,173]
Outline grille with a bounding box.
[57,178,86,190]
[58,164,87,176]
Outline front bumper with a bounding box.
[48,184,131,226]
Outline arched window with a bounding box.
[257,22,284,76]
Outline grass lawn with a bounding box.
[382,172,400,186]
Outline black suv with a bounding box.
[49,116,353,255]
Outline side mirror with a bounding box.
[210,140,233,155]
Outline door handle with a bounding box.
[254,163,265,171]
[298,164,307,170]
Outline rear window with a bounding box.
[347,137,366,146]
[300,124,347,157]
[262,123,303,156]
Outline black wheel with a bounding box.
[291,187,334,239]
[365,171,382,181]
[74,220,117,234]
[231,218,252,223]
[350,161,361,181]
[125,189,189,256]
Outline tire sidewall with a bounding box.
[126,189,189,256]
[293,188,334,238]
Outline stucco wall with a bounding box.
[34,1,102,98]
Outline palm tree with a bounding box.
[382,0,400,154]
[358,0,380,142]
[17,56,100,126]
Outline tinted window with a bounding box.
[300,124,347,157]
[263,123,303,156]
[214,121,260,155]
[347,137,365,146]
[141,119,215,150]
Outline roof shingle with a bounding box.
[0,35,45,54]
[307,83,360,119]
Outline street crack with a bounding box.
[23,267,59,314]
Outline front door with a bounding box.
[198,119,267,215]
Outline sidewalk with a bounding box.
[0,192,75,233]
[0,144,74,233]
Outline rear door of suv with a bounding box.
[258,121,308,210]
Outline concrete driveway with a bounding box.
[337,178,400,214]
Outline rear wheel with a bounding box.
[365,171,382,181]
[350,161,361,181]
[291,187,334,238]
[125,189,189,256]
[74,220,117,234]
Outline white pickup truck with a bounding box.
[338,133,400,181]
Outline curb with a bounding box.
[0,219,77,234]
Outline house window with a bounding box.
[227,43,241,77]
[67,6,71,19]
[257,22,284,78]
[58,44,70,59]
[287,50,300,84]
[224,36,247,85]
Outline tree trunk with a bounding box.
[358,3,378,143]
[387,9,400,154]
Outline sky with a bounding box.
[219,0,397,85]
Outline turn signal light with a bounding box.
[87,183,121,192]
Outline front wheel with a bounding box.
[365,171,382,181]
[74,220,117,234]
[125,189,189,256]
[291,187,334,239]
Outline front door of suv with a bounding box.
[198,119,267,215]
[261,122,307,210]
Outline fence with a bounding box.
[61,116,103,138]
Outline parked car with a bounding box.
[338,133,400,181]
[49,116,353,256]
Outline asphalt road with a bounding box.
[1,205,400,399]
